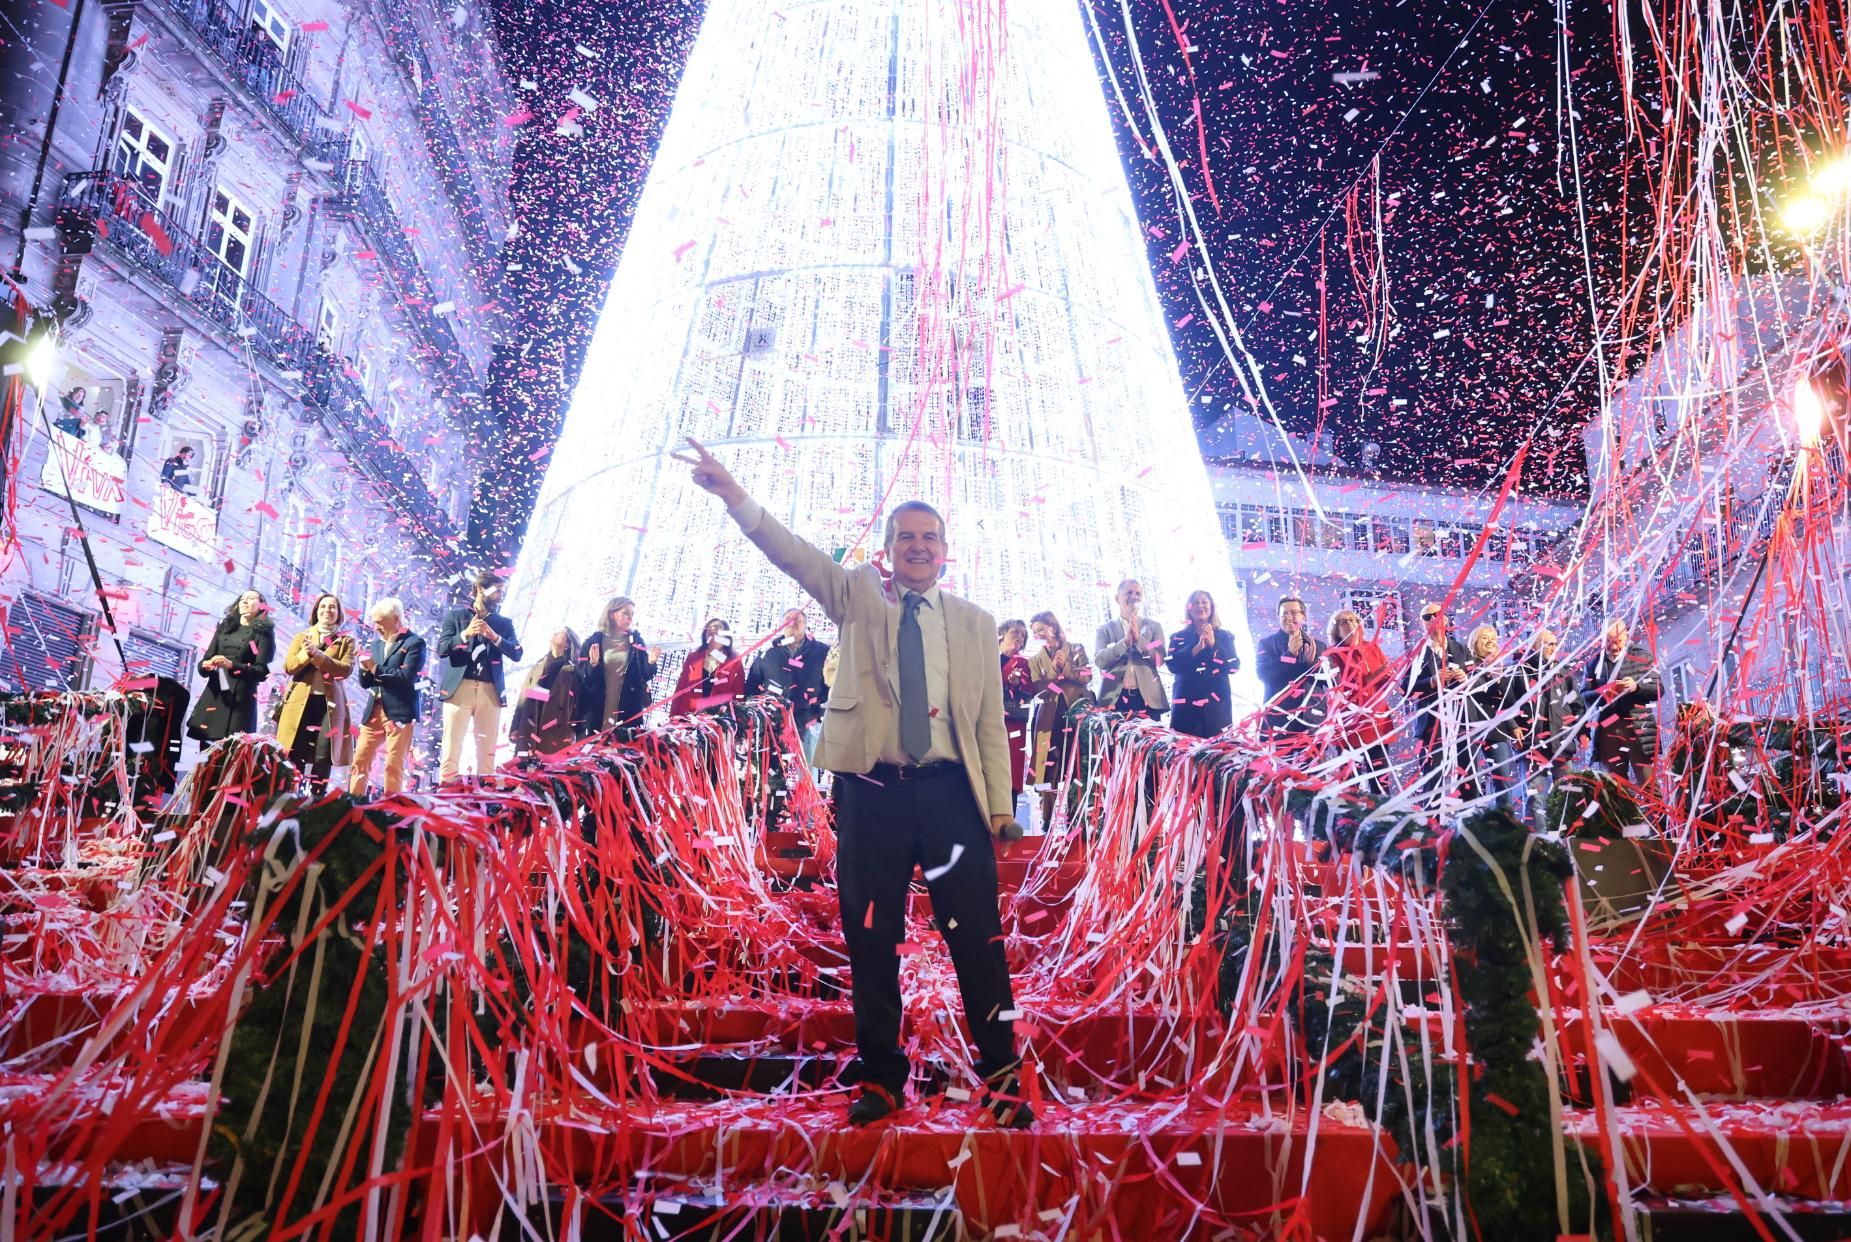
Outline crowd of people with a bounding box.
[167,444,1673,1129]
[1251,593,1660,818]
[177,566,1661,824]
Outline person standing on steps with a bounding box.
[436,570,523,782]
[1094,578,1169,721]
[677,437,1033,1130]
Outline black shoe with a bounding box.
[847,1085,899,1125]
[983,1070,1035,1129]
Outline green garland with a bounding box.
[1539,770,1644,839]
[210,796,405,1237]
[1442,809,1605,1238]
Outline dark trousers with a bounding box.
[1594,728,1655,785]
[832,765,1018,1095]
[1115,687,1166,722]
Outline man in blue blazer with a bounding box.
[347,597,427,796]
[437,570,523,782]
[1254,595,1325,737]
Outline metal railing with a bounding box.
[145,0,331,151]
[302,350,459,548]
[60,171,459,562]
[60,172,314,373]
[145,0,479,395]
[324,156,477,395]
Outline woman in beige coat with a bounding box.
[1026,610,1093,826]
[276,592,357,790]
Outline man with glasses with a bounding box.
[1407,602,1471,763]
[1255,595,1325,738]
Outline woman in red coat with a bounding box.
[1323,608,1397,795]
[672,617,745,717]
[998,619,1035,804]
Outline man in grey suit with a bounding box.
[1095,578,1169,721]
[678,438,1031,1129]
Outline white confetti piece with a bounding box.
[1595,1030,1636,1081]
[922,842,964,881]
[1175,1150,1202,1166]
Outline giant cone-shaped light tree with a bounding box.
[508,0,1249,699]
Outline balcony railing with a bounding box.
[371,0,498,262]
[145,0,331,153]
[325,157,476,395]
[60,171,459,564]
[59,172,314,374]
[144,0,473,389]
[303,350,458,549]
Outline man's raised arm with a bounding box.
[674,438,854,625]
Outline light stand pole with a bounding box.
[24,324,130,675]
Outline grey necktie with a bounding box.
[899,591,930,762]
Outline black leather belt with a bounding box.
[866,761,963,783]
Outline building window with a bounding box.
[205,189,255,303]
[276,554,307,611]
[1317,517,1345,550]
[386,393,404,432]
[1413,521,1439,556]
[1239,507,1266,547]
[1217,507,1240,541]
[957,386,988,442]
[1348,515,1373,551]
[158,433,209,498]
[276,503,311,610]
[2,594,93,691]
[112,111,174,207]
[317,299,343,354]
[1265,508,1292,546]
[123,629,193,683]
[247,0,290,53]
[1345,588,1403,638]
[356,348,377,398]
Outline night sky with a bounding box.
[476,0,1671,556]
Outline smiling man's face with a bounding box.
[887,509,945,592]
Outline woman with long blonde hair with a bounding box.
[577,595,662,733]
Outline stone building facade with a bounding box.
[1199,414,1585,707]
[0,0,511,750]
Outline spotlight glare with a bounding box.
[1794,376,1826,446]
[1783,196,1832,237]
[1811,157,1851,198]
[23,333,56,391]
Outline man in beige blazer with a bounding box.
[677,438,1031,1129]
[1095,578,1170,720]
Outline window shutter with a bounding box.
[2,594,94,691]
[122,629,193,683]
